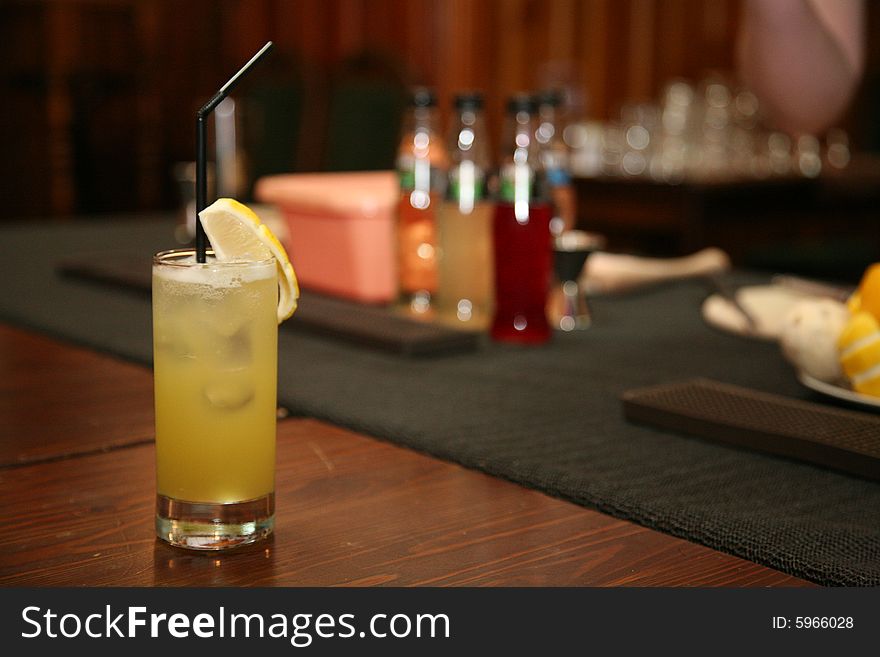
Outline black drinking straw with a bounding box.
[195,41,274,263]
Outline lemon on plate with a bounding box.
[198,198,299,323]
[850,262,880,320]
[837,310,880,396]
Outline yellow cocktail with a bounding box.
[152,249,278,549]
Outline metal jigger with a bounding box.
[548,230,606,331]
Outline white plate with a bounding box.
[797,371,880,412]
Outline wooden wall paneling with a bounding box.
[435,0,479,127]
[680,0,737,82]
[454,0,481,90]
[549,0,586,119]
[432,0,456,127]
[272,1,336,173]
[46,1,77,216]
[603,1,632,119]
[434,0,500,145]
[77,1,133,73]
[449,2,469,86]
[2,0,769,218]
[581,0,610,119]
[0,3,44,77]
[158,0,219,165]
[702,0,738,68]
[72,2,143,213]
[654,0,688,95]
[846,1,880,150]
[216,0,275,190]
[490,0,542,144]
[679,0,704,81]
[471,0,498,99]
[547,0,577,63]
[363,0,404,59]
[522,0,553,91]
[627,0,656,103]
[134,0,164,209]
[494,0,527,99]
[426,0,446,89]
[0,4,49,218]
[335,0,367,58]
[219,0,272,66]
[274,0,334,65]
[400,0,440,86]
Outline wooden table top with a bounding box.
[0,324,155,466]
[0,323,811,586]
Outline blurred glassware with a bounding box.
[600,122,625,177]
[172,161,214,244]
[547,230,606,331]
[214,97,248,200]
[795,135,822,178]
[692,77,733,181]
[565,121,604,177]
[536,89,577,235]
[767,131,793,176]
[619,102,658,178]
[825,128,851,170]
[566,74,849,184]
[172,97,244,245]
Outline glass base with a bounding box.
[155,493,274,551]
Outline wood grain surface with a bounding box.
[0,324,155,466]
[0,322,812,586]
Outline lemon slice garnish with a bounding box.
[199,198,299,323]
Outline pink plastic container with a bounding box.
[254,171,398,303]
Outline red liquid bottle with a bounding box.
[491,94,553,344]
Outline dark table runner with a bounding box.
[1,216,878,585]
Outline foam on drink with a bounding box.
[154,254,275,287]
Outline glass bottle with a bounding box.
[535,89,576,235]
[490,94,553,344]
[435,92,494,328]
[395,87,447,315]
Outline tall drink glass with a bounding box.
[152,248,278,550]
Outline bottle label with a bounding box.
[397,154,446,196]
[546,166,571,186]
[540,146,571,187]
[498,163,538,203]
[397,154,416,191]
[448,162,486,203]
